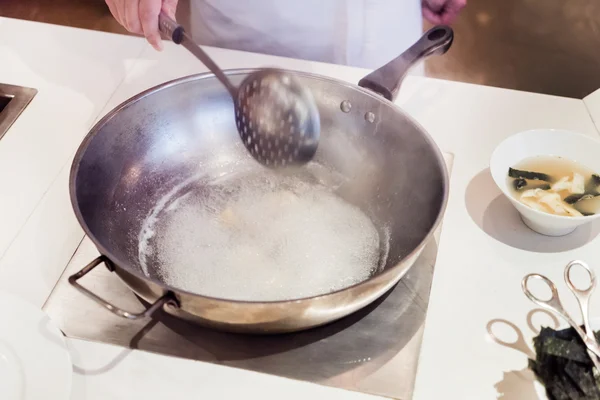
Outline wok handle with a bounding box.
[358,25,454,101]
[68,256,178,320]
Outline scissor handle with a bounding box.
[522,269,600,360]
[565,260,596,296]
[522,274,566,313]
[565,260,599,357]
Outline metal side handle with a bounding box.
[358,25,454,101]
[68,256,177,320]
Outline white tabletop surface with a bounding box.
[2,16,600,399]
[583,88,600,133]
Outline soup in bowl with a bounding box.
[490,129,600,236]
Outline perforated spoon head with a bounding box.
[235,69,320,168]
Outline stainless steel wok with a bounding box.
[68,26,453,334]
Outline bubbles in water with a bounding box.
[138,168,381,301]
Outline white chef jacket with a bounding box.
[185,0,424,71]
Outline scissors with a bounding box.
[521,260,600,371]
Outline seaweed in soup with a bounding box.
[508,167,553,182]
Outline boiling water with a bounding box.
[138,168,383,301]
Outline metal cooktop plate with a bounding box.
[44,153,454,400]
[0,83,37,140]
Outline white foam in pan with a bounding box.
[138,166,382,302]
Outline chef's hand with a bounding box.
[105,0,179,51]
[422,0,466,25]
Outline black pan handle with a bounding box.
[358,25,453,101]
[68,256,178,320]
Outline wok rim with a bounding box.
[69,68,450,306]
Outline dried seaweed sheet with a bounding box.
[530,326,600,399]
[541,337,590,363]
[565,361,600,398]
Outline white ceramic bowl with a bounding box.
[490,129,600,236]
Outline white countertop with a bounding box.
[2,16,600,399]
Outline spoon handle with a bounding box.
[158,12,237,97]
[158,12,184,44]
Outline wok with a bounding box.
[68,26,452,333]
